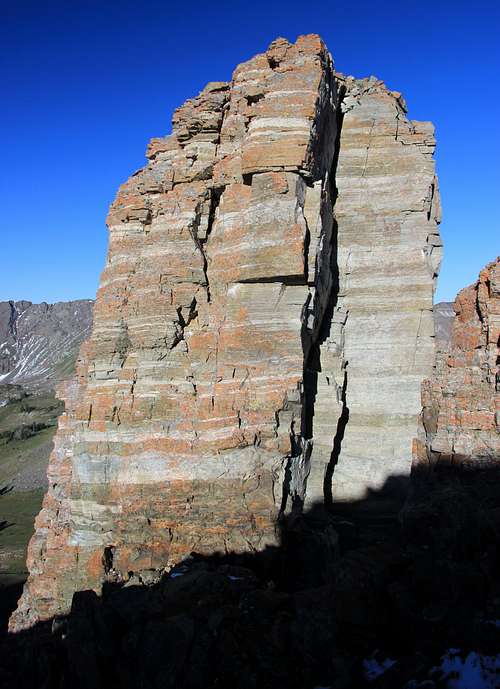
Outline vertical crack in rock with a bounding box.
[296,85,350,510]
[322,92,349,505]
[191,188,223,304]
[278,51,342,514]
[324,369,349,508]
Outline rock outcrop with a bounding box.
[416,258,499,468]
[10,34,441,630]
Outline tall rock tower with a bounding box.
[11,35,441,630]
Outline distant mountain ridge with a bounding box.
[0,299,94,391]
[433,301,454,345]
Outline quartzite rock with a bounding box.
[305,75,442,502]
[416,257,499,467]
[10,35,441,630]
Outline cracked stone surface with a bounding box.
[416,257,500,468]
[10,35,441,631]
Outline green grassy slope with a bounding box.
[0,391,61,585]
[0,488,45,584]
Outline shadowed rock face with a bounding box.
[416,257,499,468]
[4,469,500,689]
[10,34,441,631]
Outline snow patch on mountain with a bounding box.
[0,299,93,391]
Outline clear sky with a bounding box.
[1,0,498,304]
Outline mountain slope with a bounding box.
[433,301,454,346]
[0,299,93,586]
[0,299,93,391]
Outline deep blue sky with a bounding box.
[1,0,498,303]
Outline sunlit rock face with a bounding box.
[305,75,442,502]
[416,258,500,469]
[10,34,441,630]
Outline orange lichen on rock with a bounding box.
[10,34,339,630]
[417,257,499,468]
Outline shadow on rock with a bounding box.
[0,486,14,533]
[2,464,500,689]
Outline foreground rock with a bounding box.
[3,474,500,689]
[416,257,499,468]
[10,34,441,631]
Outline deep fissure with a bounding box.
[284,79,348,514]
[192,187,223,304]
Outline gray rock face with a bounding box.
[305,75,442,502]
[0,299,94,391]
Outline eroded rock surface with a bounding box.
[417,257,500,467]
[10,35,441,630]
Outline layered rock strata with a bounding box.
[416,258,499,467]
[11,35,440,630]
[305,75,442,501]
